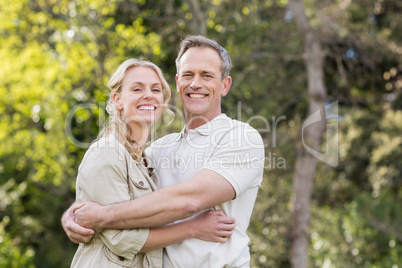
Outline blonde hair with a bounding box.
[98,58,172,162]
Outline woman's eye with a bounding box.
[152,88,161,92]
[132,88,141,91]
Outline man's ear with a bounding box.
[221,76,232,97]
[112,93,123,110]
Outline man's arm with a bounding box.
[139,210,235,252]
[74,169,235,232]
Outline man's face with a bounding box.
[176,47,231,126]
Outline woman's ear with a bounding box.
[112,93,123,110]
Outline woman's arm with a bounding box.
[73,144,150,258]
[139,210,235,252]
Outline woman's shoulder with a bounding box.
[86,135,127,159]
[91,134,125,148]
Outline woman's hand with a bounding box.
[61,203,95,243]
[73,201,105,233]
[189,210,236,243]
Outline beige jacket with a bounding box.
[71,135,162,268]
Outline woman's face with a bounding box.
[114,66,164,126]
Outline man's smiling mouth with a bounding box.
[188,94,207,99]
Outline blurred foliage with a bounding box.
[0,0,400,267]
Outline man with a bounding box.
[62,35,265,267]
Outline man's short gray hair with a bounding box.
[175,35,232,80]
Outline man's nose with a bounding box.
[190,75,202,89]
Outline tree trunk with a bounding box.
[187,0,207,35]
[288,1,327,267]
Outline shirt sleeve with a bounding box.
[76,144,149,260]
[202,124,265,197]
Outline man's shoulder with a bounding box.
[216,115,262,135]
[214,114,253,127]
[214,115,264,150]
[147,132,181,154]
[151,132,180,145]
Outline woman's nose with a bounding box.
[143,88,154,99]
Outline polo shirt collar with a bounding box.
[177,113,228,140]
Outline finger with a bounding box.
[72,203,86,214]
[216,217,235,226]
[219,216,236,224]
[67,223,94,243]
[218,230,234,237]
[207,210,226,216]
[66,219,95,236]
[215,223,235,234]
[216,236,230,243]
[72,224,95,236]
[222,222,236,230]
[70,233,93,244]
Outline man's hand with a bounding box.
[74,201,105,233]
[61,203,95,243]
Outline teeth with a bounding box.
[189,94,206,99]
[138,106,155,110]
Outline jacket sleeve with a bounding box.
[76,144,149,259]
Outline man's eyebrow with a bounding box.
[201,71,214,74]
[181,70,193,74]
[181,70,215,74]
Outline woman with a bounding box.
[71,59,234,267]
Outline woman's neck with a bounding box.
[128,121,150,153]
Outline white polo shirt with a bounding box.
[146,114,265,268]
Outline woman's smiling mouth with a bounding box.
[137,105,156,110]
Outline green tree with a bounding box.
[0,0,400,267]
[0,0,164,266]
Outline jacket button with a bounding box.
[119,256,125,261]
[139,181,144,186]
